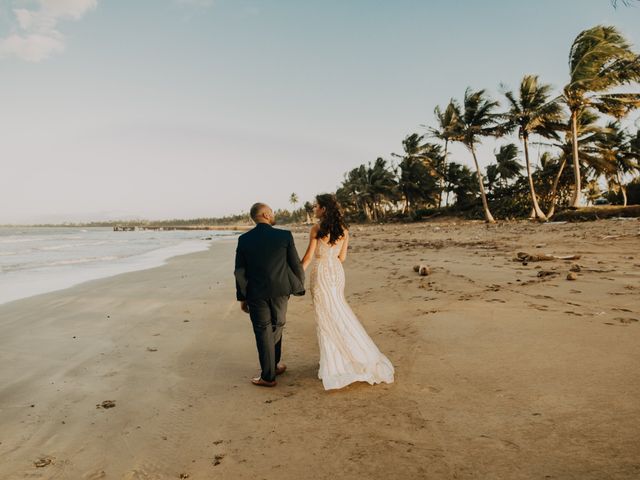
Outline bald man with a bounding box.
[234,203,305,387]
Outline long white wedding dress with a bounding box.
[310,239,394,390]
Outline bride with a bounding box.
[301,194,394,390]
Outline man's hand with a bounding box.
[240,301,250,314]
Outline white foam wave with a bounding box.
[0,239,216,306]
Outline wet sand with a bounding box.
[1,219,639,479]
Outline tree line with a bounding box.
[332,25,640,223]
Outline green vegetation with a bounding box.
[335,25,640,223]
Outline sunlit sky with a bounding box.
[1,0,639,224]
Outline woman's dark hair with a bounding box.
[316,194,348,245]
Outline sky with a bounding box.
[1,0,639,224]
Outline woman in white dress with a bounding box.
[301,194,394,390]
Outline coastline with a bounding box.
[1,220,639,479]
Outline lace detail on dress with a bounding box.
[309,239,395,390]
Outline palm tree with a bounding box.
[339,166,370,219]
[392,134,443,214]
[303,201,313,224]
[485,163,499,193]
[447,162,478,207]
[421,142,446,178]
[366,157,399,219]
[443,162,467,206]
[289,192,299,222]
[339,159,397,221]
[454,88,502,223]
[534,152,571,210]
[595,122,640,205]
[585,179,603,205]
[494,143,524,187]
[564,25,640,207]
[392,134,426,169]
[539,110,606,216]
[502,75,565,220]
[429,100,463,206]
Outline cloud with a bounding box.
[0,0,97,62]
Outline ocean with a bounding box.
[0,226,239,305]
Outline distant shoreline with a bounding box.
[0,224,253,230]
[2,204,638,229]
[111,225,252,232]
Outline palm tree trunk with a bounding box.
[363,202,372,221]
[570,110,582,208]
[546,157,567,218]
[617,173,628,206]
[523,136,547,220]
[470,145,496,223]
[438,141,449,208]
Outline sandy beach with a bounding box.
[1,219,639,479]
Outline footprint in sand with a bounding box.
[615,317,639,325]
[527,303,549,311]
[34,456,55,468]
[83,470,107,480]
[389,327,407,338]
[603,318,639,326]
[476,435,521,451]
[122,469,154,480]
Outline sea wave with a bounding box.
[37,241,113,251]
[41,256,122,267]
[0,239,218,305]
[0,237,40,244]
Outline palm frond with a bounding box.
[592,92,640,118]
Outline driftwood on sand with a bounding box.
[515,252,582,263]
[537,270,559,278]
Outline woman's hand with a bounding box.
[337,229,349,263]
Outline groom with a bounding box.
[234,203,305,387]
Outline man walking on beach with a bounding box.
[234,203,305,387]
